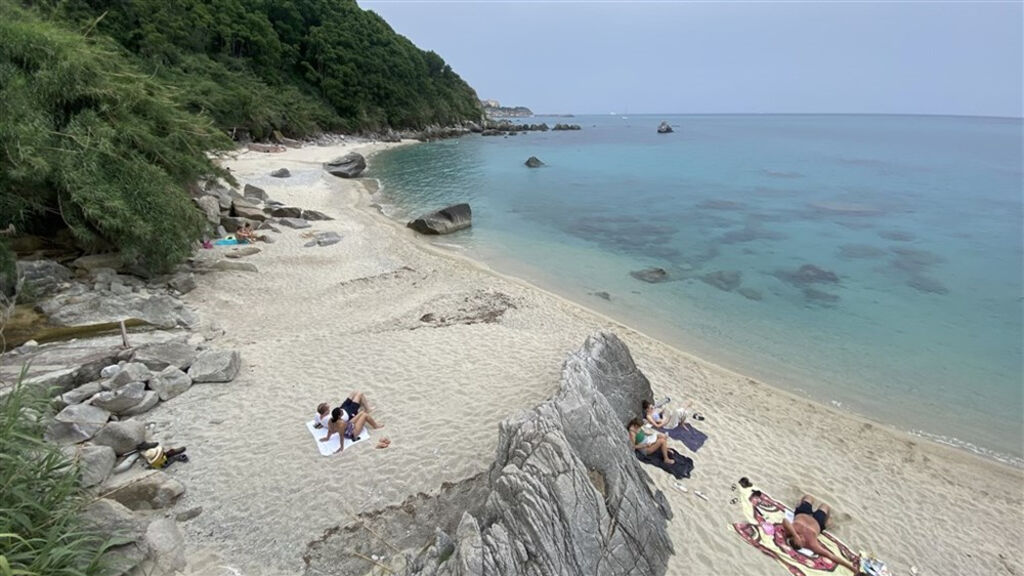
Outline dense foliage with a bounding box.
[0,377,117,575]
[43,0,483,138]
[0,0,479,277]
[0,2,234,273]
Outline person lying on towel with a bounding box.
[643,398,703,430]
[627,417,675,464]
[782,495,865,575]
[320,407,377,454]
[314,391,381,430]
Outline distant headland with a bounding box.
[481,99,533,119]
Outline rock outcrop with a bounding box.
[524,156,544,168]
[630,267,670,283]
[657,121,673,134]
[407,204,472,235]
[323,152,367,178]
[392,332,672,576]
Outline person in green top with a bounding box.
[627,417,675,464]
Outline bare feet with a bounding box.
[665,458,676,465]
[375,438,391,449]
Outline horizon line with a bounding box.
[525,111,1023,121]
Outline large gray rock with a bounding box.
[195,196,221,225]
[82,498,145,541]
[103,542,147,576]
[268,206,302,219]
[143,518,187,574]
[188,349,241,383]
[232,198,267,222]
[397,332,671,576]
[524,156,544,168]
[149,366,192,401]
[105,471,185,510]
[277,217,311,229]
[46,292,198,329]
[17,260,73,298]
[243,183,269,202]
[407,204,472,235]
[270,168,291,178]
[111,363,154,388]
[121,391,159,416]
[92,420,147,455]
[63,443,116,487]
[91,382,148,414]
[167,272,196,295]
[132,342,197,372]
[46,403,111,444]
[55,381,102,409]
[323,152,366,178]
[301,209,332,221]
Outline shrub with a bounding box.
[0,2,234,272]
[0,375,115,575]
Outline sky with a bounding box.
[360,1,1023,117]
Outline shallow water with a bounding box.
[370,114,1024,463]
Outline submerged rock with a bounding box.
[630,267,670,283]
[525,156,544,168]
[323,152,366,178]
[701,270,742,292]
[407,204,472,235]
[657,121,673,134]
[775,264,840,287]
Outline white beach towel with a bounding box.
[306,420,370,456]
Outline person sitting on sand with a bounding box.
[782,495,864,575]
[314,391,380,429]
[627,417,675,464]
[643,398,703,430]
[236,223,258,243]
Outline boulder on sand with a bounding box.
[323,152,366,178]
[269,168,291,178]
[407,204,472,235]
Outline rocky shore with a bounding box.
[3,139,1021,576]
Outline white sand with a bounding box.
[144,141,1023,576]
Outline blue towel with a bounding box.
[661,423,707,452]
[636,448,693,479]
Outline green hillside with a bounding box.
[41,0,483,138]
[1,0,480,282]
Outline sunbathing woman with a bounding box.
[627,417,675,464]
[643,398,703,430]
[320,407,377,454]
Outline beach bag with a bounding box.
[142,446,167,469]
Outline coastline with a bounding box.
[157,140,1022,576]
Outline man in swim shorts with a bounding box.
[782,495,863,575]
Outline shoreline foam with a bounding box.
[153,140,1022,576]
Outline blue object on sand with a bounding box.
[213,237,239,246]
[661,424,708,452]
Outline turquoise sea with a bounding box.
[370,115,1023,464]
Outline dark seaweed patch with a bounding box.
[837,244,886,260]
[701,270,742,292]
[774,264,840,287]
[879,230,915,242]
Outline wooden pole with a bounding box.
[120,319,129,348]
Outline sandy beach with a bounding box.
[143,140,1023,576]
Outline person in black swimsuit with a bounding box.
[782,495,864,575]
